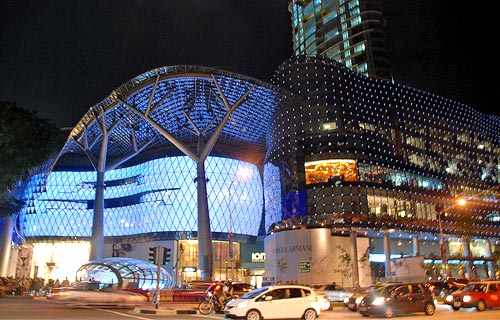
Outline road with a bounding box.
[1,298,500,319]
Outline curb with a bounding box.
[133,307,198,315]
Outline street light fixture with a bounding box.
[438,197,466,278]
[228,165,252,280]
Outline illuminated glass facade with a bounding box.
[289,0,391,80]
[22,156,262,239]
[266,55,499,245]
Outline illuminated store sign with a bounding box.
[252,252,266,263]
[182,266,197,272]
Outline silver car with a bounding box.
[47,281,147,307]
[313,283,356,302]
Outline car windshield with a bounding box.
[366,285,385,294]
[369,285,397,296]
[464,283,486,292]
[240,286,270,299]
[66,281,102,290]
[325,284,342,291]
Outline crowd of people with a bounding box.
[0,276,70,297]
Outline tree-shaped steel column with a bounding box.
[121,73,255,280]
[72,107,153,261]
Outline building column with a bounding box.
[0,216,14,277]
[412,235,420,256]
[384,233,391,277]
[350,231,359,288]
[485,240,495,279]
[463,238,474,279]
[90,170,106,261]
[196,160,213,281]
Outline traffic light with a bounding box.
[148,247,157,264]
[163,247,171,264]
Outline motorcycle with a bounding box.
[198,282,233,315]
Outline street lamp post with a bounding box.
[437,211,447,278]
[437,198,467,278]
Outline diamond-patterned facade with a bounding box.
[16,66,296,246]
[22,156,262,239]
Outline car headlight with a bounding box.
[372,297,386,306]
[445,295,453,302]
[344,297,349,303]
[355,297,363,304]
[463,295,471,303]
[236,300,249,308]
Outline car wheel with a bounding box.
[303,308,317,320]
[477,300,487,311]
[424,302,435,315]
[384,306,394,318]
[246,309,261,320]
[452,306,460,311]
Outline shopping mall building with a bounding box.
[1,56,499,289]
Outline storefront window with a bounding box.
[304,159,358,185]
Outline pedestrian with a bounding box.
[61,277,70,286]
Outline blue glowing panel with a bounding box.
[282,189,308,220]
[21,156,262,238]
[263,162,282,232]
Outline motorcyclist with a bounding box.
[218,279,233,307]
[210,282,223,302]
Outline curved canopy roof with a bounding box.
[53,65,298,170]
[76,257,172,290]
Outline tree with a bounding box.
[0,101,61,218]
[334,245,353,286]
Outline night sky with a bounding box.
[0,0,491,128]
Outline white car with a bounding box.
[316,291,331,311]
[224,285,322,320]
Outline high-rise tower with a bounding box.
[288,0,392,80]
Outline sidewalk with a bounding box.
[134,301,199,315]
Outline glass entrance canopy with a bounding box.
[75,257,173,290]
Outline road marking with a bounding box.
[94,308,154,320]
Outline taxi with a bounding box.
[445,280,500,311]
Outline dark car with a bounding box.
[346,283,400,311]
[202,281,255,298]
[231,281,256,297]
[358,283,435,318]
